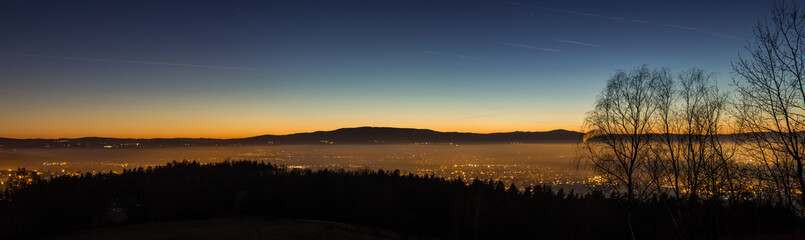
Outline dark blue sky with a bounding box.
[0,0,773,138]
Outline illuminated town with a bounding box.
[1,144,598,191]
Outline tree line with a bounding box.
[1,160,801,239]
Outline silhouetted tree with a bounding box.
[584,65,745,238]
[732,0,805,212]
[582,64,665,239]
[649,67,739,238]
[666,68,734,201]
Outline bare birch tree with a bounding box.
[582,65,662,239]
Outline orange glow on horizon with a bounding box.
[0,122,584,139]
[0,99,586,139]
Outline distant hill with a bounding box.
[238,127,583,145]
[0,127,583,149]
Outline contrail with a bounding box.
[497,1,748,41]
[553,39,600,47]
[538,6,748,41]
[0,53,280,72]
[503,42,562,52]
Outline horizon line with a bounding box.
[0,126,580,140]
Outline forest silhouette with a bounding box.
[1,160,802,239]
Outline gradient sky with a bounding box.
[0,0,772,138]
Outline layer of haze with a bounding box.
[0,0,771,138]
[0,144,587,187]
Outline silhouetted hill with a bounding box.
[0,127,583,149]
[239,127,582,145]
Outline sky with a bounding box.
[0,0,774,138]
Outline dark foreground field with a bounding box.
[1,161,803,239]
[50,217,433,240]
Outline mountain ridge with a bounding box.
[0,127,583,149]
